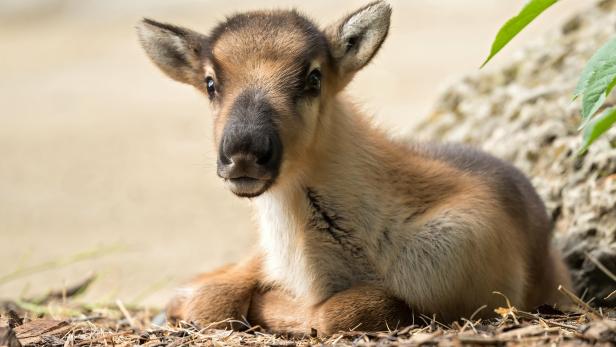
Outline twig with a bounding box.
[585,252,616,283]
[558,285,601,319]
[459,319,479,334]
[116,300,136,328]
[243,325,262,334]
[506,309,577,330]
[539,318,578,330]
[470,305,487,321]
[419,313,449,330]
[32,275,96,305]
[331,334,344,345]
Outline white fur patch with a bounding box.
[256,181,314,299]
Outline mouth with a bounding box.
[224,176,273,198]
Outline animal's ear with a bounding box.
[136,18,207,85]
[325,1,391,78]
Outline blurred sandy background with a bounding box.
[0,0,589,307]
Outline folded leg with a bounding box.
[167,256,260,329]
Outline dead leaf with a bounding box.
[13,319,70,347]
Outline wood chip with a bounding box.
[13,319,71,347]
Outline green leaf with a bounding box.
[581,60,616,120]
[579,106,616,154]
[481,0,559,68]
[575,37,616,98]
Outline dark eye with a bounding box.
[205,76,216,99]
[306,69,321,93]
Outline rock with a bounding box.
[413,0,616,304]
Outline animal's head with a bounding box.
[137,1,391,197]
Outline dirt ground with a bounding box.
[0,1,590,307]
[3,299,615,346]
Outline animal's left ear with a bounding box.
[325,1,391,78]
[136,18,207,86]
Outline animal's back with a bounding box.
[411,142,571,308]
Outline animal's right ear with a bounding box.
[136,18,207,85]
[324,1,391,82]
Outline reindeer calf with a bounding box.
[137,1,571,335]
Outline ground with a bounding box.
[1,286,616,346]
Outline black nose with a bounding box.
[217,127,282,181]
[217,88,283,185]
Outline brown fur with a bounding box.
[137,1,572,336]
[167,257,260,330]
[171,262,414,336]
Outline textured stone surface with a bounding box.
[413,0,616,305]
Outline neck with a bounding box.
[269,96,389,202]
[310,96,387,185]
[252,95,392,299]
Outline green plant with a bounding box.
[482,0,616,154]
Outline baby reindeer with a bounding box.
[137,1,571,335]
